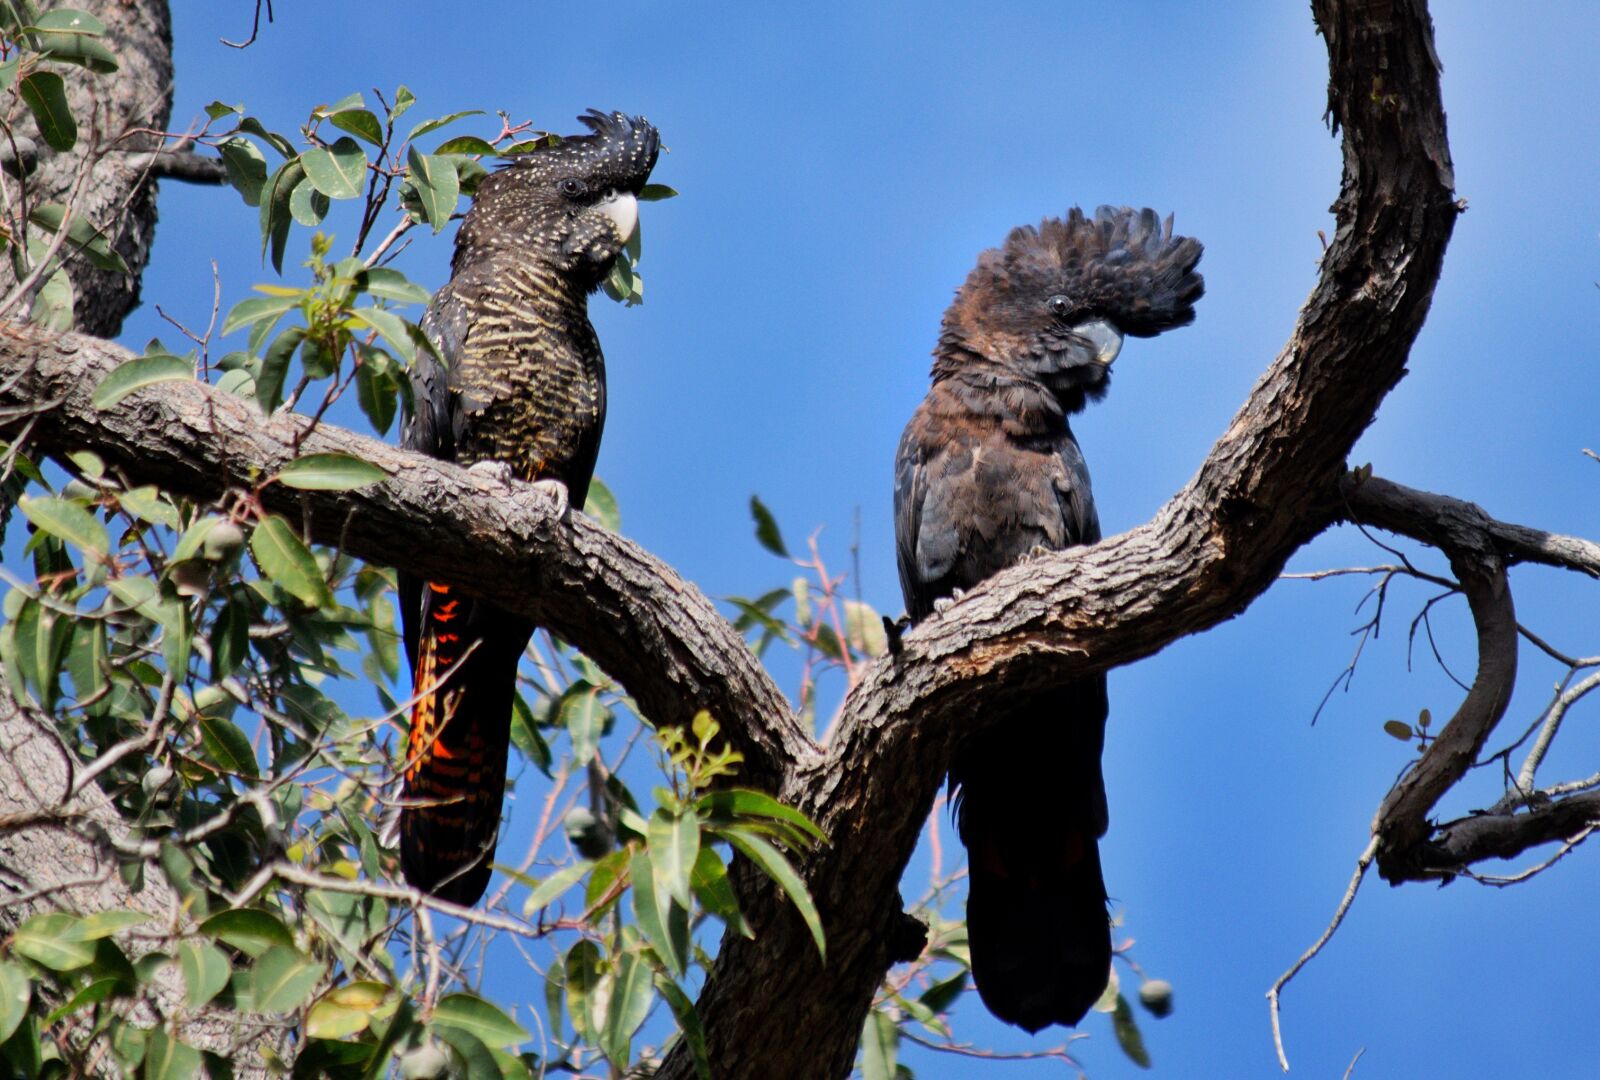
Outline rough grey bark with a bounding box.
[0,686,286,1071]
[0,0,176,337]
[0,0,1595,1075]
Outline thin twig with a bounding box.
[1268,836,1379,1072]
[1517,671,1600,792]
[1465,823,1597,887]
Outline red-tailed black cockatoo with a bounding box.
[894,206,1203,1030]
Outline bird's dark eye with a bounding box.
[558,178,588,199]
[1047,295,1073,319]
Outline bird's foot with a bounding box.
[531,478,570,519]
[467,459,517,485]
[1024,543,1056,562]
[932,588,966,614]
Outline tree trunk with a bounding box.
[0,0,174,336]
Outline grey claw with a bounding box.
[531,478,570,518]
[466,459,516,484]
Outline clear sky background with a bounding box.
[104,2,1600,1076]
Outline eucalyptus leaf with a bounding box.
[91,354,192,408]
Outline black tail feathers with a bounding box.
[964,829,1111,1031]
[952,678,1111,1031]
[397,585,533,906]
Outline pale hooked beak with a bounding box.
[1076,318,1124,367]
[598,190,639,244]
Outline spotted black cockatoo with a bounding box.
[893,206,1203,1031]
[396,110,660,905]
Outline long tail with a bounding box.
[396,578,534,906]
[952,677,1111,1032]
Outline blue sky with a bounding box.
[114,2,1600,1076]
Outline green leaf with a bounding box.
[600,256,638,305]
[259,159,305,272]
[561,940,603,1043]
[11,913,95,971]
[1383,719,1415,741]
[27,9,117,73]
[844,598,888,657]
[406,146,459,233]
[355,266,431,305]
[19,70,75,150]
[17,493,108,558]
[598,951,652,1067]
[689,846,749,937]
[648,809,699,910]
[653,975,710,1080]
[749,495,788,557]
[275,452,387,491]
[91,353,192,408]
[697,788,827,843]
[329,108,383,147]
[144,1029,202,1080]
[28,203,128,272]
[288,179,329,226]
[0,963,31,1044]
[860,1008,898,1080]
[521,859,591,918]
[720,827,824,960]
[306,982,389,1039]
[558,684,603,766]
[433,134,496,156]
[75,909,151,939]
[198,908,294,957]
[178,940,231,1009]
[28,263,73,331]
[197,712,258,777]
[250,515,334,609]
[346,306,417,363]
[301,136,367,199]
[630,850,685,977]
[638,183,678,202]
[255,325,304,414]
[252,945,324,1013]
[405,109,482,144]
[582,477,620,531]
[431,1023,499,1080]
[430,992,529,1048]
[238,117,295,159]
[218,137,268,206]
[1112,993,1152,1068]
[910,973,960,1020]
[221,292,301,337]
[27,9,105,34]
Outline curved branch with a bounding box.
[0,325,811,788]
[1371,543,1517,879]
[1343,474,1600,578]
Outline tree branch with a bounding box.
[0,324,811,791]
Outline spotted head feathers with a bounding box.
[453,110,661,286]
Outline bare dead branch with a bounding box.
[1267,837,1379,1072]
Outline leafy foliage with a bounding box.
[0,10,1166,1076]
